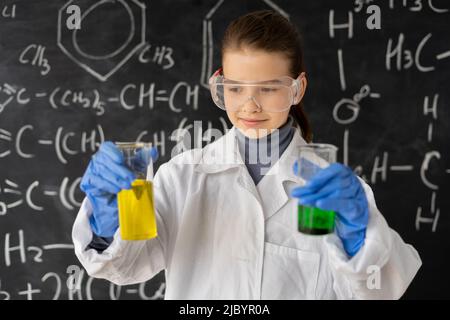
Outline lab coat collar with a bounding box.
[254,125,307,220]
[194,125,307,183]
[193,126,243,174]
[194,124,307,219]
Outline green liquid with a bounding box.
[298,205,335,235]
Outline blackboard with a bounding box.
[0,0,449,300]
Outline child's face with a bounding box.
[222,47,306,139]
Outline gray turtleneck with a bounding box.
[235,115,295,186]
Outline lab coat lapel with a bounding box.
[194,126,244,174]
[194,124,308,220]
[257,127,307,221]
[193,126,263,202]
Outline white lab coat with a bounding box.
[72,124,422,299]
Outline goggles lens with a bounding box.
[209,71,300,113]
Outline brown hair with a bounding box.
[221,9,313,143]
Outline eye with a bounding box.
[261,87,278,93]
[227,87,241,93]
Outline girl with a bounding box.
[73,10,421,299]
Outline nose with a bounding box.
[241,96,262,113]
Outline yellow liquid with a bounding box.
[117,179,157,240]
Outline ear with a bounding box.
[294,72,307,105]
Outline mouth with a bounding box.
[239,118,267,126]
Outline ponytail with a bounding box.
[289,102,313,143]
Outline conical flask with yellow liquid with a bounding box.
[116,142,157,241]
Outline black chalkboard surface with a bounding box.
[0,0,448,300]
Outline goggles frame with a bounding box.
[208,67,303,112]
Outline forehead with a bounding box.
[222,48,290,82]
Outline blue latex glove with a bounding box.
[291,160,369,257]
[80,141,159,237]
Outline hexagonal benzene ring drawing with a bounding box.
[58,0,146,82]
[200,0,289,89]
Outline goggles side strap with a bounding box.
[293,79,302,104]
[209,67,223,85]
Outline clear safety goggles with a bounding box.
[208,67,303,113]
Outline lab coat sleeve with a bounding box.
[324,178,422,299]
[72,162,175,286]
